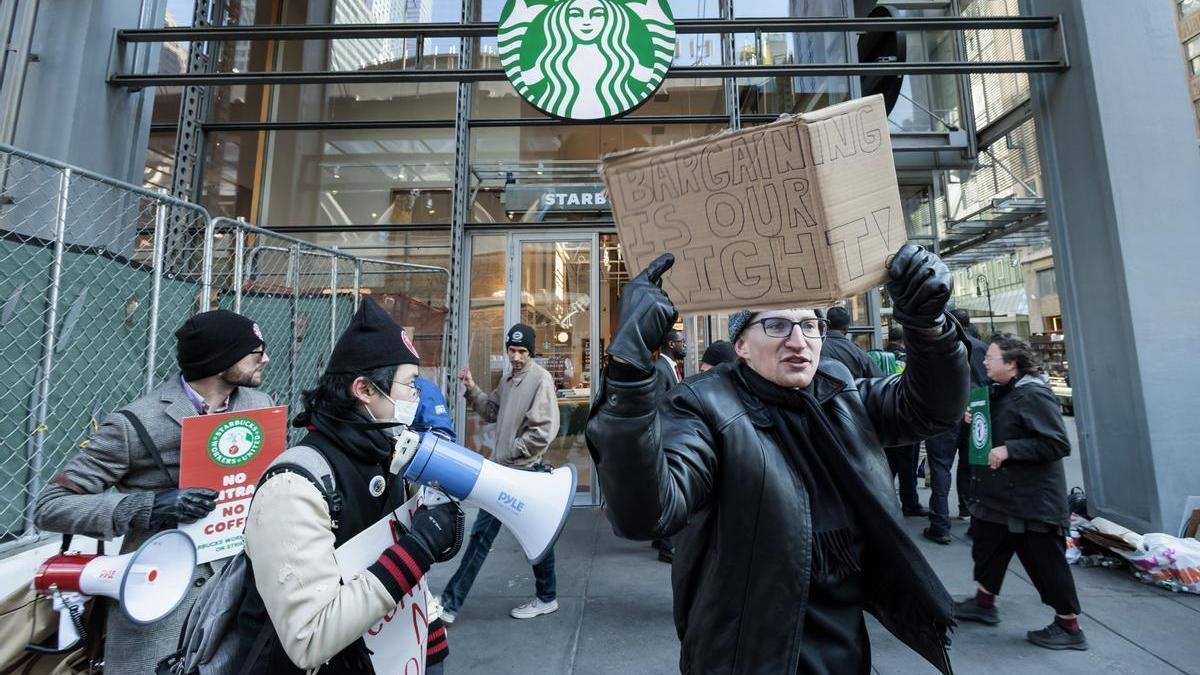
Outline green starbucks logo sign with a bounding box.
[499,0,675,120]
[207,418,263,467]
[971,412,989,448]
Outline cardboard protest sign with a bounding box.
[967,387,992,466]
[178,406,287,563]
[601,94,906,313]
[334,493,428,675]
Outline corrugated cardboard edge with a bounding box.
[599,95,891,312]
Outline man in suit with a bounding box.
[34,309,274,674]
[821,306,882,379]
[653,329,687,393]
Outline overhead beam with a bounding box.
[111,60,1065,89]
[116,16,1061,43]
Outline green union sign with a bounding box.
[498,0,676,121]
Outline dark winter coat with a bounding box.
[586,323,970,674]
[970,375,1071,528]
[822,330,883,379]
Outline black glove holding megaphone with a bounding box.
[604,245,953,380]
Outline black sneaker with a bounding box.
[922,527,952,545]
[657,548,674,564]
[903,505,930,517]
[954,596,1000,625]
[1027,622,1089,651]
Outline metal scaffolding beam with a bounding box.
[112,60,1066,89]
[116,16,1062,43]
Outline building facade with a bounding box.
[3,0,1199,531]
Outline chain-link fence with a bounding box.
[0,146,451,556]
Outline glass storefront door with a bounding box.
[511,235,595,504]
[461,232,600,505]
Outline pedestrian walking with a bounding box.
[441,323,561,622]
[952,308,991,517]
[880,327,927,517]
[821,306,882,379]
[698,340,736,373]
[954,333,1088,651]
[239,298,461,673]
[586,245,969,673]
[33,310,273,674]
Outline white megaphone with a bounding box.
[32,530,196,651]
[402,433,576,564]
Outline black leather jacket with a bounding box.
[970,375,1071,529]
[586,322,969,674]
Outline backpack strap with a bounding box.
[116,409,174,484]
[258,445,343,530]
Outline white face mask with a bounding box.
[390,397,419,427]
[371,384,420,427]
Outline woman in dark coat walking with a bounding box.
[955,333,1087,650]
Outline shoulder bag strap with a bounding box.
[116,409,174,484]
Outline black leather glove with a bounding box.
[150,488,219,528]
[607,253,678,378]
[405,502,465,563]
[886,244,953,330]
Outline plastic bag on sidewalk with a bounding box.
[1122,533,1200,594]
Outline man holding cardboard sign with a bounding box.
[585,243,969,673]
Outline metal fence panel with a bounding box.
[0,147,455,556]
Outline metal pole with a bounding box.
[288,244,299,410]
[145,200,167,393]
[986,284,995,335]
[200,215,215,311]
[233,226,245,313]
[330,249,339,350]
[353,260,362,311]
[25,167,69,530]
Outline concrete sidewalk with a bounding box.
[430,422,1200,674]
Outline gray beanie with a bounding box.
[728,310,755,343]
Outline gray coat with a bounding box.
[33,375,273,674]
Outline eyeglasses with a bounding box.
[248,349,267,361]
[747,317,829,340]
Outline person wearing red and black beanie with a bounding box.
[239,298,463,674]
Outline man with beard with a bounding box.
[585,245,968,673]
[34,309,274,673]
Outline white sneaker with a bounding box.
[430,596,455,625]
[510,598,558,619]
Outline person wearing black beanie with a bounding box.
[239,297,462,674]
[33,310,275,673]
[175,309,267,383]
[699,340,737,372]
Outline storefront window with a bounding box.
[467,123,725,223]
[462,234,508,451]
[249,129,455,227]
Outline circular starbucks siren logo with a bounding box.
[971,412,988,448]
[499,0,676,121]
[207,418,264,467]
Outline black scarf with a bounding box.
[737,364,861,579]
[300,409,407,546]
[735,363,955,665]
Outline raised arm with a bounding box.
[585,254,713,539]
[859,245,968,445]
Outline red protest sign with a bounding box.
[178,406,288,563]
